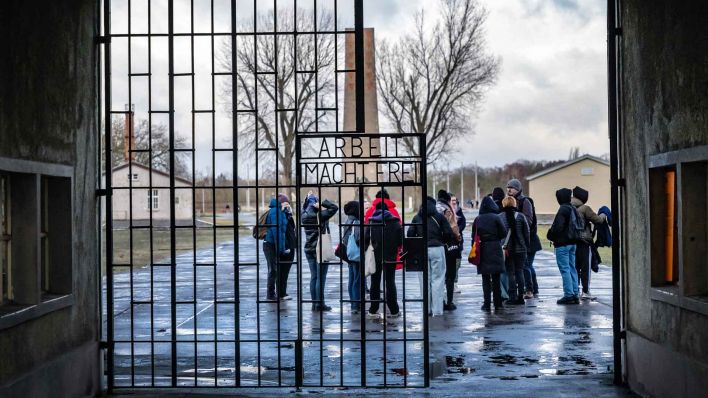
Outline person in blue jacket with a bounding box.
[263,194,289,301]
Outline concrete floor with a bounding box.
[105,217,635,397]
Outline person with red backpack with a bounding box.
[547,188,583,305]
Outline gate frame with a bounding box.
[101,0,430,391]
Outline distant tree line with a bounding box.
[428,159,567,205]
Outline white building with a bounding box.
[111,163,193,221]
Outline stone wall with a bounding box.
[621,0,708,396]
[0,0,100,397]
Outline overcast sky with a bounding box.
[109,0,608,174]
[365,0,609,168]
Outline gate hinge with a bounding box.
[96,188,108,197]
[613,27,623,36]
[96,36,111,45]
[99,340,109,349]
[619,330,627,339]
[616,178,626,187]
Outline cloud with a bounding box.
[443,0,609,167]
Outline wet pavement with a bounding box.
[106,216,634,397]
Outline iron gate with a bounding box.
[103,0,428,390]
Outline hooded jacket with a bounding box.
[364,197,401,223]
[473,196,507,275]
[301,197,339,254]
[366,204,403,264]
[264,198,289,254]
[407,197,453,247]
[547,188,575,247]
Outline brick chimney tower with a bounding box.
[124,104,135,162]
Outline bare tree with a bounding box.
[218,8,336,186]
[376,0,499,163]
[110,118,190,179]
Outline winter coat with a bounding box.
[281,208,297,261]
[342,201,361,246]
[366,207,403,264]
[571,197,606,243]
[407,197,453,247]
[456,207,467,245]
[264,198,288,254]
[436,199,461,242]
[302,199,338,254]
[595,206,613,247]
[547,188,575,248]
[499,207,530,254]
[474,196,507,275]
[513,193,534,227]
[364,198,401,223]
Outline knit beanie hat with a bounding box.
[572,186,589,204]
[507,179,523,192]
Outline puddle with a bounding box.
[488,354,517,365]
[448,367,475,374]
[446,356,465,367]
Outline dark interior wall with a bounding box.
[621,0,708,366]
[0,0,99,394]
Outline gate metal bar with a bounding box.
[103,0,429,391]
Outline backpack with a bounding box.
[346,228,361,262]
[252,211,269,240]
[517,196,538,236]
[567,205,586,243]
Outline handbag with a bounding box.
[364,245,376,276]
[334,243,348,261]
[502,228,512,259]
[468,222,481,265]
[252,211,269,240]
[346,231,361,262]
[401,237,425,272]
[316,214,335,263]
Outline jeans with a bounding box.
[445,251,458,304]
[347,261,362,311]
[575,242,592,293]
[505,252,527,301]
[500,272,509,300]
[369,256,399,315]
[306,251,329,308]
[524,251,539,294]
[481,273,502,307]
[555,245,578,298]
[419,246,446,316]
[263,242,278,298]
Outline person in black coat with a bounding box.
[473,196,508,311]
[365,202,403,317]
[451,195,466,292]
[278,198,297,300]
[301,193,339,311]
[500,196,530,305]
[407,196,453,316]
[547,188,580,305]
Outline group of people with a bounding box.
[259,179,609,317]
[547,186,610,305]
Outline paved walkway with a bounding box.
[106,227,634,397]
